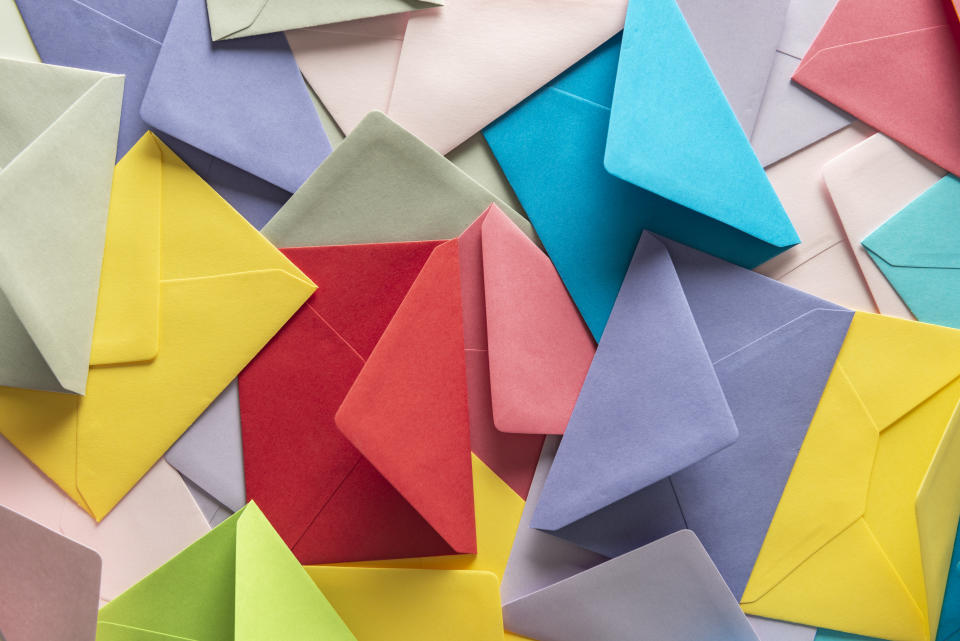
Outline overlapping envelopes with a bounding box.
[97,503,357,641]
[0,505,101,641]
[286,0,628,152]
[530,234,853,600]
[794,0,960,175]
[205,0,442,40]
[742,314,960,641]
[0,133,315,521]
[0,58,121,394]
[485,0,798,338]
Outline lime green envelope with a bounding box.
[97,503,357,641]
[261,111,536,248]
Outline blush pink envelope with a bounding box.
[0,437,209,605]
[286,0,628,153]
[793,0,960,175]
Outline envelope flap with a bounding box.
[205,0,270,41]
[335,240,477,553]
[234,504,356,641]
[840,313,960,431]
[481,205,595,435]
[862,176,960,269]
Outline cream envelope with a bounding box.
[0,57,122,395]
[754,122,876,311]
[0,133,315,522]
[822,134,947,319]
[0,436,210,605]
[286,0,628,153]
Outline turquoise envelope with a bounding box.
[484,0,797,339]
[862,175,960,330]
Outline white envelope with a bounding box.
[286,0,628,154]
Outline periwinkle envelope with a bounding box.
[530,234,854,600]
[862,176,960,330]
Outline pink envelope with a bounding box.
[0,437,209,604]
[793,0,960,175]
[286,0,628,153]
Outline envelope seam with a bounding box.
[66,0,163,45]
[290,455,363,551]
[711,308,841,366]
[799,26,948,73]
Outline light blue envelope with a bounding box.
[862,175,960,330]
[484,1,797,339]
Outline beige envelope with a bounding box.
[822,134,947,318]
[286,0,628,154]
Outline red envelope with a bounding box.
[793,0,960,175]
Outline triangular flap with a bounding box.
[335,240,476,553]
[863,176,960,268]
[604,0,798,249]
[840,313,960,431]
[0,67,122,393]
[530,234,738,531]
[204,0,269,41]
[234,504,357,641]
[481,205,595,435]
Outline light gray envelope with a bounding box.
[181,477,234,527]
[750,617,817,641]
[165,380,246,520]
[500,437,606,605]
[502,529,760,641]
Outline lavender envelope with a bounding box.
[530,233,854,600]
[14,0,330,227]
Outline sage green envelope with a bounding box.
[206,0,443,41]
[0,59,122,394]
[0,0,39,62]
[262,111,536,247]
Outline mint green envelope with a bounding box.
[206,0,443,41]
[262,111,535,247]
[862,175,960,330]
[0,58,122,394]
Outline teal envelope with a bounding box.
[862,175,960,330]
[484,0,798,339]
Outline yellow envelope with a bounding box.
[0,133,315,522]
[742,312,960,641]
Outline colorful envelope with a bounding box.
[14,0,330,227]
[98,503,357,641]
[742,313,960,641]
[0,58,121,394]
[0,133,315,522]
[862,175,960,330]
[0,505,101,641]
[206,0,441,40]
[823,134,946,319]
[794,0,960,176]
[529,233,853,601]
[503,531,759,641]
[286,0,628,153]
[0,437,210,604]
[485,32,797,339]
[306,567,502,641]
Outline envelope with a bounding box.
[14,0,330,227]
[741,313,960,641]
[793,0,960,176]
[98,503,358,641]
[1,0,38,61]
[0,505,101,641]
[286,0,628,153]
[306,567,503,641]
[206,0,442,40]
[503,530,759,641]
[0,133,315,521]
[0,436,210,604]
[529,234,854,600]
[823,133,947,319]
[0,58,121,394]
[861,175,960,330]
[485,29,798,339]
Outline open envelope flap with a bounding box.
[335,240,477,554]
[531,233,739,531]
[0,59,122,394]
[481,206,595,435]
[862,176,960,269]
